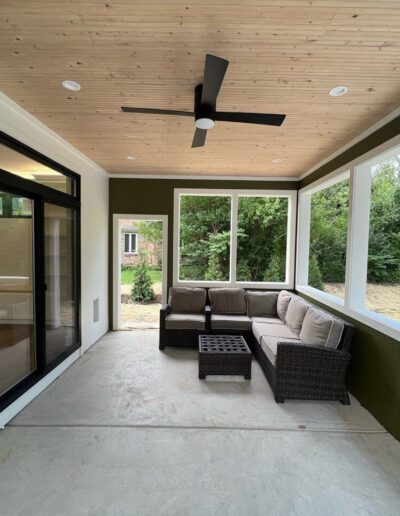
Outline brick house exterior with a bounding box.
[120,220,161,266]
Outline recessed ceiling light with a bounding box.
[62,80,81,92]
[272,158,282,163]
[126,156,137,161]
[329,85,348,97]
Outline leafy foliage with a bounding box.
[179,196,231,281]
[131,259,155,303]
[178,160,400,288]
[309,179,349,286]
[309,158,400,289]
[237,197,288,282]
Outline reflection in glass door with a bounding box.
[0,191,35,396]
[45,204,76,364]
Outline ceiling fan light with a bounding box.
[195,118,215,130]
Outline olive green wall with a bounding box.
[298,116,400,440]
[109,178,297,325]
[109,116,399,440]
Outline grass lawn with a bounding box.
[121,266,162,285]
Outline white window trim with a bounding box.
[124,232,138,254]
[173,188,297,289]
[296,134,400,342]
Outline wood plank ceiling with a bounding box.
[0,0,399,178]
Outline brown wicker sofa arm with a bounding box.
[159,304,171,325]
[276,341,351,370]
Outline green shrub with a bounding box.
[264,254,285,282]
[131,261,155,303]
[308,254,324,291]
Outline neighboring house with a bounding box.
[120,220,161,266]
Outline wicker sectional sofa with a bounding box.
[159,287,354,404]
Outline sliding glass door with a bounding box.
[0,132,80,411]
[0,191,36,397]
[45,203,77,364]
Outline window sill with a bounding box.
[174,280,293,290]
[296,285,400,342]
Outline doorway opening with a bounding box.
[113,214,167,330]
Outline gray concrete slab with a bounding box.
[1,426,400,515]
[10,331,385,432]
[2,331,400,515]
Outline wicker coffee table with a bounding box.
[198,335,252,379]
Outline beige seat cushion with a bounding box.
[252,321,299,343]
[165,313,205,330]
[251,316,284,325]
[285,297,310,334]
[209,288,246,314]
[277,290,293,321]
[246,291,279,317]
[260,335,303,365]
[299,308,344,349]
[169,287,206,314]
[211,314,252,330]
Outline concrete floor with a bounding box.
[1,331,400,515]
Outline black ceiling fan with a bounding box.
[121,54,286,148]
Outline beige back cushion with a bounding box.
[299,308,344,348]
[285,297,309,334]
[277,290,293,321]
[209,288,246,314]
[169,287,206,314]
[246,291,278,317]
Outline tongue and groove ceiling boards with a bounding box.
[0,1,399,178]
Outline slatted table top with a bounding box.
[199,335,250,354]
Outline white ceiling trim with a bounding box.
[299,106,400,181]
[0,92,109,178]
[110,174,299,181]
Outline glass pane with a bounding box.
[308,179,349,298]
[124,233,130,253]
[237,196,289,282]
[366,155,400,322]
[0,143,75,195]
[45,204,76,364]
[179,195,231,281]
[131,233,137,252]
[0,191,35,396]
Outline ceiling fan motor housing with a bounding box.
[194,84,215,127]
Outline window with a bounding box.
[365,155,400,321]
[297,139,400,339]
[308,177,349,299]
[0,142,75,195]
[174,189,296,288]
[178,194,231,281]
[124,233,137,253]
[237,196,289,282]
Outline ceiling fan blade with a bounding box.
[121,107,194,117]
[215,112,286,126]
[191,128,207,148]
[200,54,229,109]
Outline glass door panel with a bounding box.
[0,191,35,396]
[44,203,76,364]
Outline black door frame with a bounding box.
[0,131,81,412]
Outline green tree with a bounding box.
[367,159,400,283]
[308,254,324,290]
[131,259,155,303]
[136,221,163,267]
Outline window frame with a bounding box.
[296,134,400,341]
[173,188,297,289]
[124,232,138,254]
